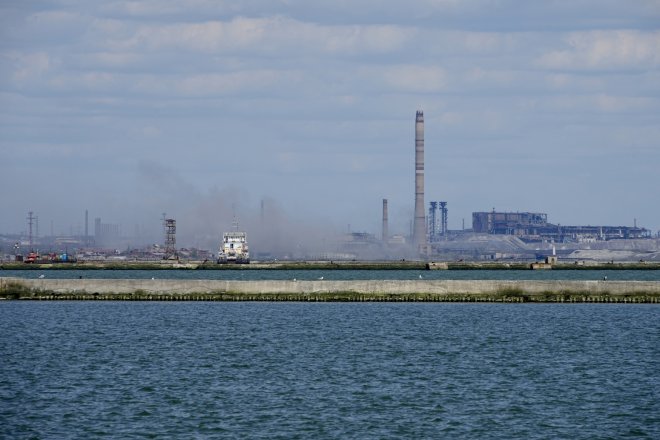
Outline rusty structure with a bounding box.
[164,218,177,260]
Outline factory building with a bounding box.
[472,212,548,235]
[94,217,120,245]
[472,211,651,242]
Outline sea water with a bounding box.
[1,302,658,438]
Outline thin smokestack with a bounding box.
[413,110,426,250]
[382,198,388,242]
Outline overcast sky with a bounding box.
[1,0,659,245]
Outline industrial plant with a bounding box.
[369,110,659,262]
[471,211,650,242]
[0,211,212,264]
[2,110,658,264]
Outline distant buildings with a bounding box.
[94,217,120,246]
[471,211,651,242]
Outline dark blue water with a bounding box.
[2,268,659,281]
[1,302,658,439]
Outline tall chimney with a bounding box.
[413,110,426,250]
[260,199,265,225]
[382,198,389,242]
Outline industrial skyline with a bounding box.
[2,107,658,258]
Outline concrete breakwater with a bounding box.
[2,277,660,302]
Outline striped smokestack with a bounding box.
[413,110,426,250]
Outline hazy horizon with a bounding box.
[2,1,659,245]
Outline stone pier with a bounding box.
[2,277,659,302]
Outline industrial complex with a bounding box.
[471,211,650,242]
[2,110,658,263]
[352,110,659,262]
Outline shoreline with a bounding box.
[2,277,659,303]
[1,260,659,271]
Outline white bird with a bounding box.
[293,278,297,282]
[419,274,423,279]
[38,274,45,279]
[318,276,324,280]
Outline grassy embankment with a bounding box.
[1,280,658,303]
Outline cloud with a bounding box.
[100,0,241,18]
[2,1,660,235]
[102,16,412,56]
[540,94,657,115]
[87,52,141,68]
[24,10,89,38]
[176,70,300,96]
[536,30,660,71]
[10,52,53,82]
[378,65,449,93]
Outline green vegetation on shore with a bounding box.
[2,282,658,303]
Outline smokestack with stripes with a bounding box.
[413,110,426,250]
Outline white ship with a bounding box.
[217,231,250,264]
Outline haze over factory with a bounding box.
[3,108,659,263]
[1,110,657,263]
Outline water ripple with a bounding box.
[0,302,658,439]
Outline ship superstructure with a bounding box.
[217,231,250,264]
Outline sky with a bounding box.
[1,0,659,248]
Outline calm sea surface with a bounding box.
[2,268,660,281]
[1,302,658,439]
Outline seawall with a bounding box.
[2,277,659,302]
